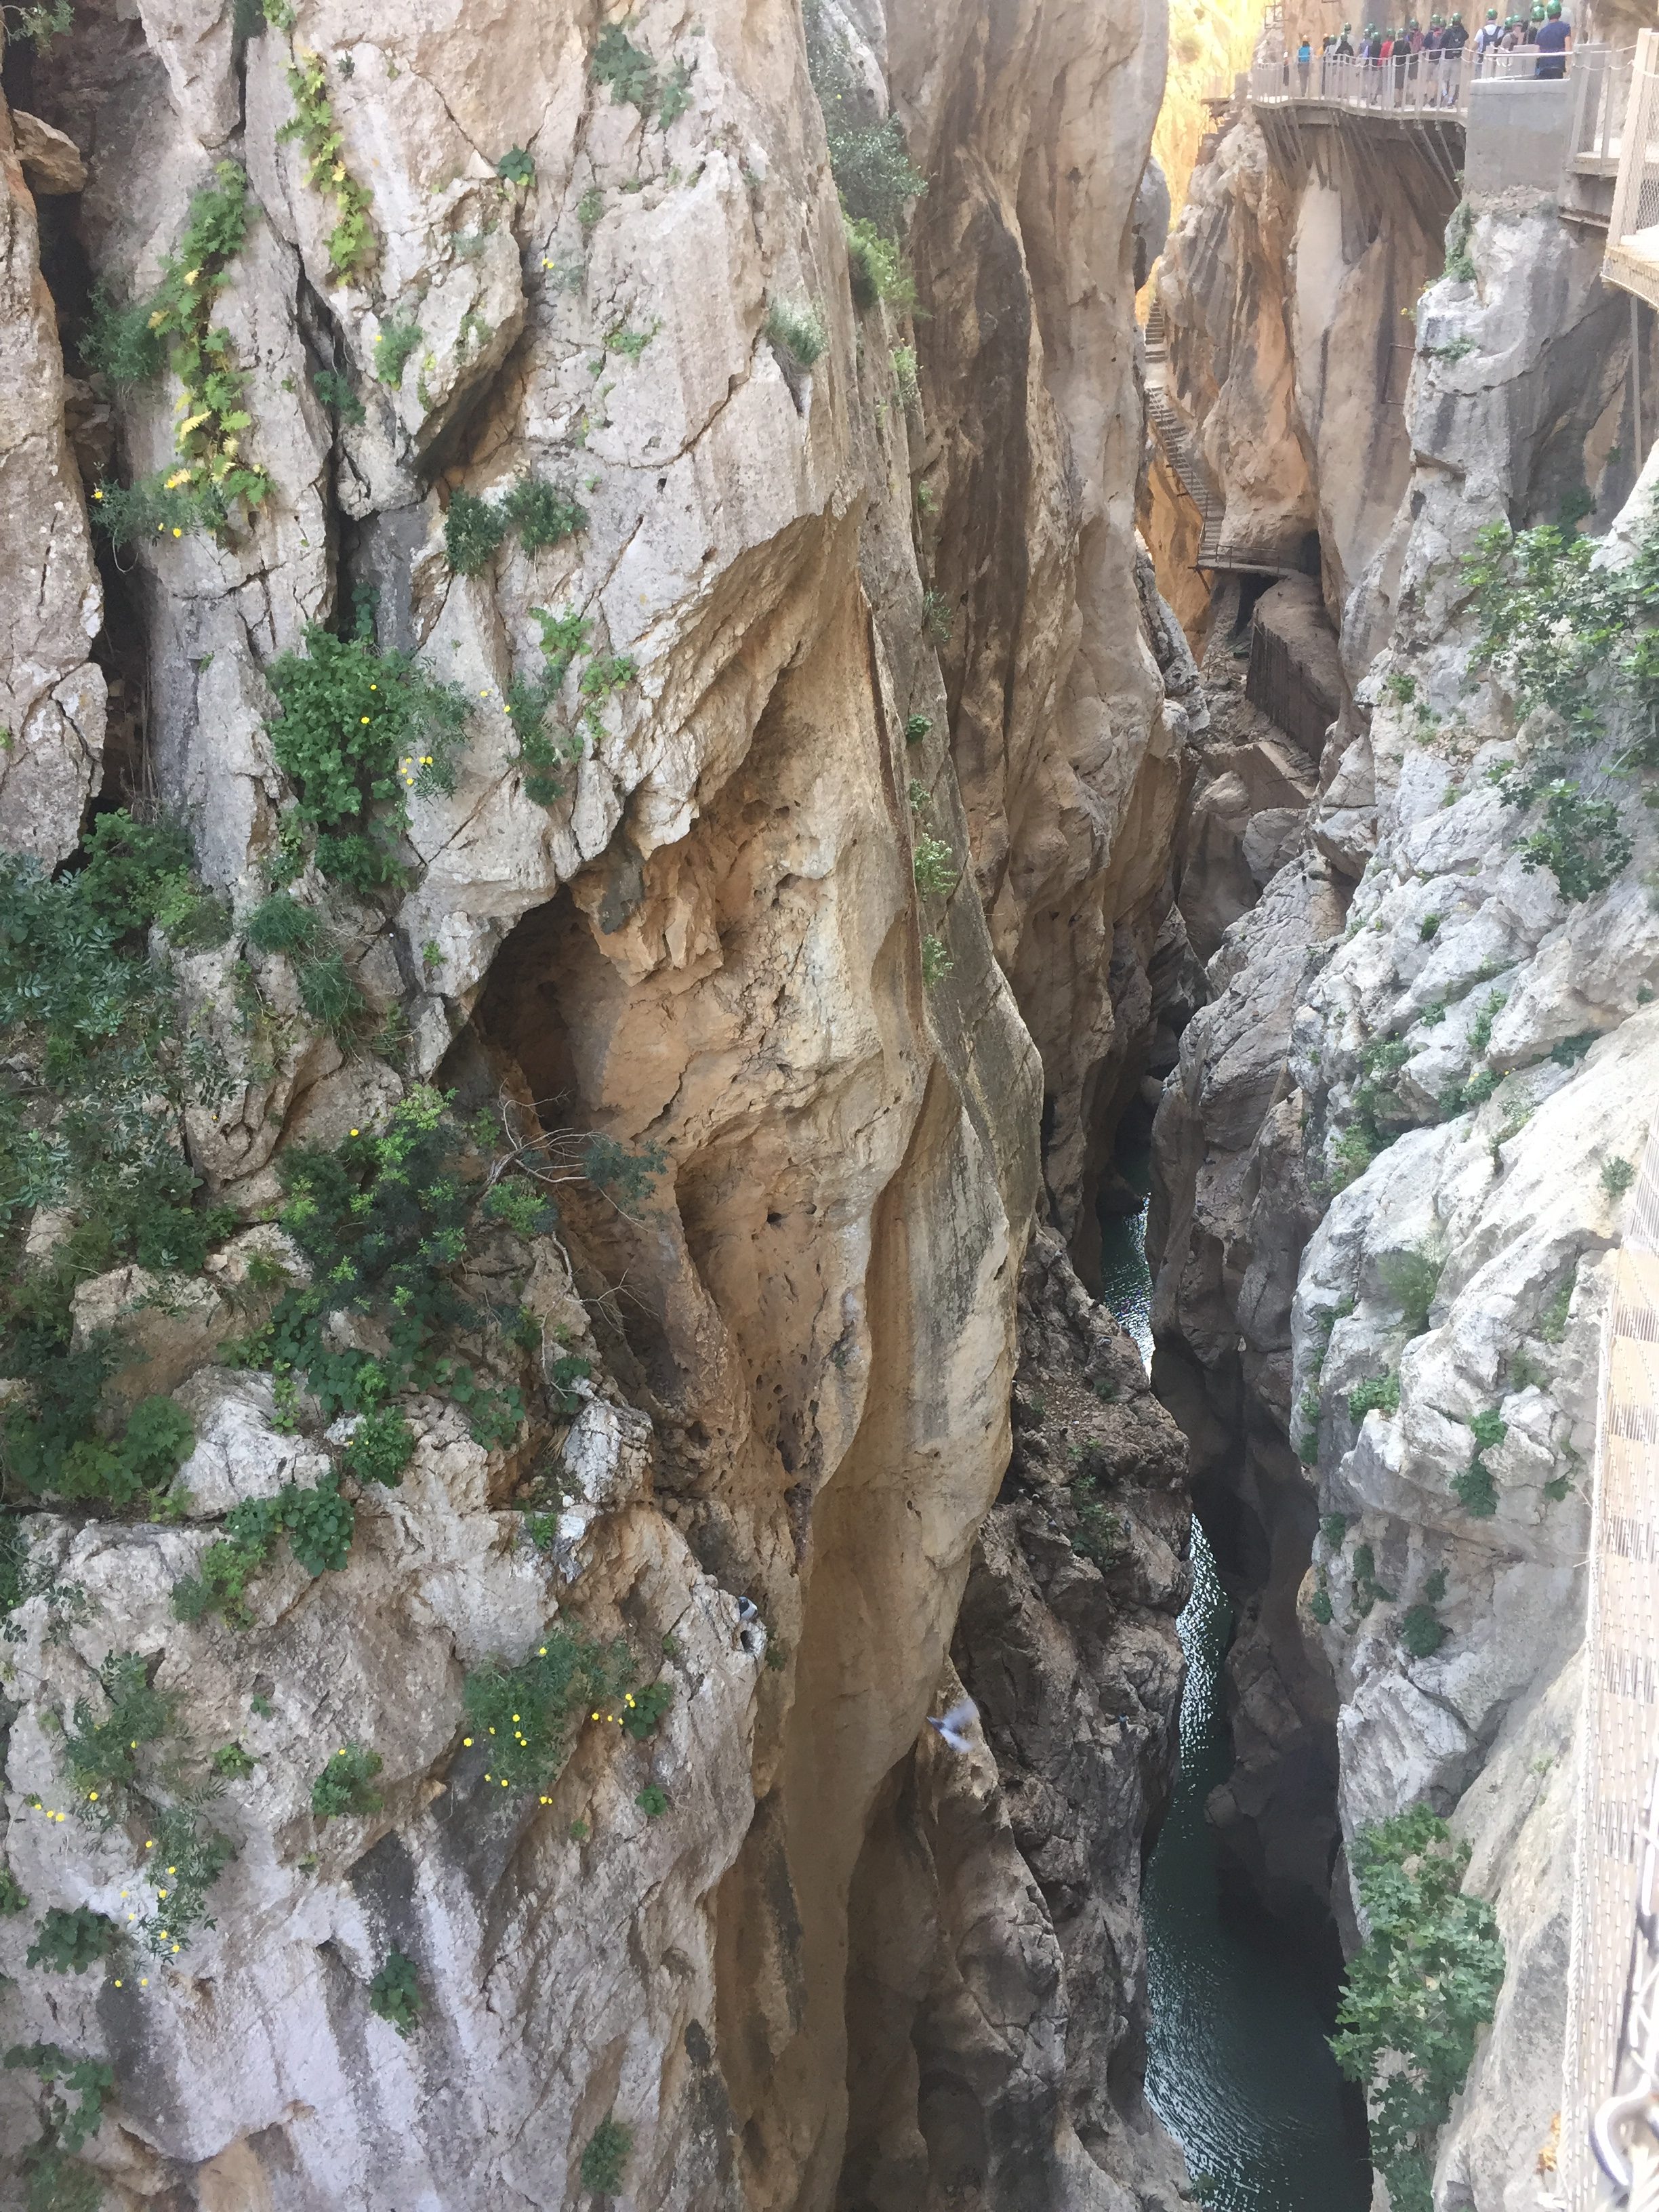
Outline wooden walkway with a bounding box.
[1564,1117,1659,2207]
[1143,303,1224,569]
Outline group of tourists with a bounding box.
[1291,1,1571,97]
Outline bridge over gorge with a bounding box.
[1246,43,1633,227]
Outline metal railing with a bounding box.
[1143,302,1225,567]
[1563,1113,1659,2209]
[1605,30,1659,310]
[1249,43,1581,119]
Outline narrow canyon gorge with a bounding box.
[0,0,1654,2206]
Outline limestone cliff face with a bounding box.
[1149,150,1659,2205]
[0,0,1192,2205]
[1151,102,1641,669]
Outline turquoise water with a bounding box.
[1098,1182,1371,2212]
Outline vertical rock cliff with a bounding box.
[0,0,1197,2205]
[1149,80,1659,2209]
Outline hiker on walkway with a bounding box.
[1534,0,1570,75]
[1523,5,1541,43]
[1474,5,1502,69]
[1298,33,1313,90]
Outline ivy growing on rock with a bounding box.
[277,47,376,281]
[1332,1805,1504,2212]
[3,2042,114,2212]
[91,163,270,544]
[171,1475,355,1627]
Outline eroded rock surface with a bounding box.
[0,0,1196,2203]
[1149,140,1659,2208]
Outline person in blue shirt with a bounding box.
[1534,0,1570,75]
[1298,33,1313,90]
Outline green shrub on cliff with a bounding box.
[1332,1805,1503,2212]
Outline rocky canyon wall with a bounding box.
[0,0,1200,2207]
[1149,89,1659,2209]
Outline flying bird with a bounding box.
[926,1697,979,1754]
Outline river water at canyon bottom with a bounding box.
[1099,1178,1372,2212]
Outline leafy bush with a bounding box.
[920,588,951,644]
[764,299,826,370]
[1309,1584,1334,1626]
[658,56,694,125]
[1351,1540,1394,1618]
[81,285,165,384]
[1398,1602,1447,1659]
[4,2041,113,2212]
[1378,1248,1441,1336]
[1452,1411,1505,1518]
[1069,1471,1126,1570]
[311,367,365,424]
[1442,198,1476,282]
[295,951,364,1033]
[0,1866,28,1914]
[28,1907,117,1975]
[61,1650,171,1814]
[368,1948,422,2036]
[579,2113,633,2194]
[1347,1371,1400,1422]
[501,478,587,552]
[1418,912,1441,941]
[310,1741,384,1820]
[1452,1459,1498,1516]
[246,890,319,954]
[264,621,469,886]
[171,1475,354,1626]
[912,836,958,899]
[1603,1155,1637,1200]
[844,216,915,311]
[464,1625,632,1791]
[1332,1806,1504,2212]
[621,1680,673,1739]
[278,48,376,279]
[1330,1124,1380,1191]
[1319,1513,1350,1551]
[1551,1030,1598,1065]
[445,490,510,577]
[137,1801,237,1954]
[1537,1269,1576,1343]
[495,146,533,187]
[374,314,424,386]
[920,934,952,988]
[592,22,657,108]
[212,1741,256,1779]
[904,713,932,744]
[343,1407,415,1487]
[1468,989,1506,1056]
[892,344,921,409]
[636,1782,669,1817]
[1514,781,1631,903]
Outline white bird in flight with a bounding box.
[926,1697,979,1753]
